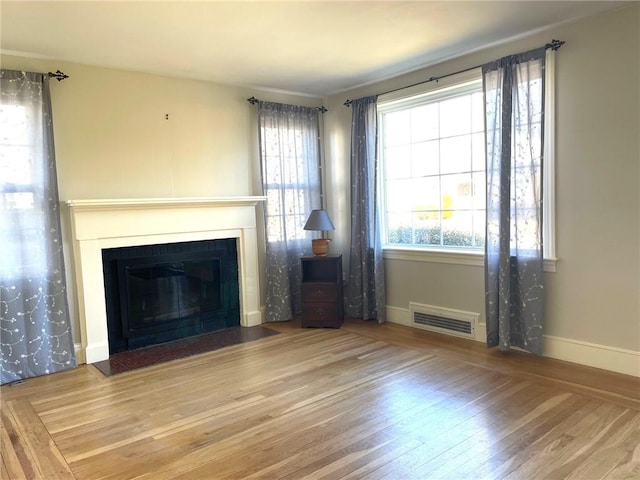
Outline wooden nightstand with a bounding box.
[300,255,344,328]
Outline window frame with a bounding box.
[377,52,557,272]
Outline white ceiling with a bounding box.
[0,1,627,97]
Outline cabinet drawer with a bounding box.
[301,283,337,303]
[301,303,343,328]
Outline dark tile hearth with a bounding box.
[93,326,279,376]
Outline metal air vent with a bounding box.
[410,302,478,339]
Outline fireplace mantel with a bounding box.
[66,196,266,364]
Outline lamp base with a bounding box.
[311,238,331,256]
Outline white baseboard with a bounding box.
[385,306,639,377]
[84,342,109,364]
[386,305,412,327]
[74,343,86,365]
[542,334,639,377]
[243,310,263,327]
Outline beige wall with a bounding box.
[0,55,322,200]
[324,4,640,358]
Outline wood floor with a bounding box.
[2,319,639,479]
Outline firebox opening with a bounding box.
[102,238,240,354]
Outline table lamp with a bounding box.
[303,209,335,256]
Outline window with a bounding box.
[260,124,318,243]
[378,55,556,267]
[0,102,42,277]
[0,104,36,209]
[379,72,485,251]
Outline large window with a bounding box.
[379,73,485,251]
[379,56,556,268]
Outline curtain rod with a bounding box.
[247,96,327,113]
[48,70,69,81]
[343,39,565,107]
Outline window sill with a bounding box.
[383,247,557,272]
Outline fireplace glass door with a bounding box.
[122,257,222,336]
[103,239,239,353]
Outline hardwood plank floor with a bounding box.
[2,319,639,479]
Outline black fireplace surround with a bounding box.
[102,239,240,354]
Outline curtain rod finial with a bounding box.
[48,70,69,81]
[343,99,352,107]
[546,39,565,51]
[247,96,259,105]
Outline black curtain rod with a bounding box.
[48,70,69,81]
[344,39,565,107]
[247,96,327,113]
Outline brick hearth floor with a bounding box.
[92,325,279,376]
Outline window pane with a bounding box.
[283,188,305,217]
[440,95,471,138]
[0,105,29,144]
[264,156,283,184]
[411,103,439,142]
[384,110,410,146]
[411,176,440,212]
[266,190,282,216]
[442,210,473,247]
[285,214,306,239]
[0,146,32,185]
[413,211,441,246]
[386,178,412,212]
[441,173,472,210]
[385,145,411,179]
[0,192,34,210]
[386,212,412,244]
[513,123,542,168]
[440,135,471,174]
[266,216,283,242]
[512,166,541,209]
[411,140,439,177]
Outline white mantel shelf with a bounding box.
[67,196,266,364]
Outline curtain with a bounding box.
[0,70,76,384]
[258,101,322,322]
[483,48,546,354]
[345,96,386,323]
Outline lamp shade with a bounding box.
[303,209,335,231]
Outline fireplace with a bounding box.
[66,197,265,364]
[103,239,240,353]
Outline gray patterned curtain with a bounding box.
[346,96,386,323]
[483,48,546,354]
[0,70,76,384]
[258,101,321,322]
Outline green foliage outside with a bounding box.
[388,225,485,248]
